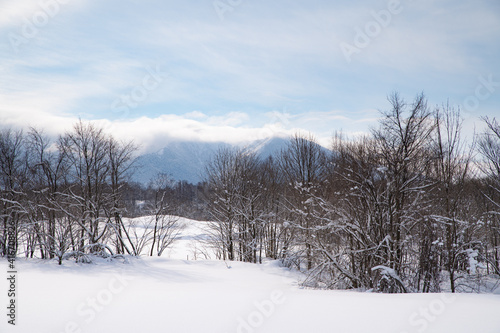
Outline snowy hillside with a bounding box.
[131,137,292,185]
[131,141,230,185]
[2,217,500,333]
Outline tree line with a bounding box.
[204,93,500,293]
[0,120,201,264]
[2,92,499,293]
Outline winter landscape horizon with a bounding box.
[1,0,500,332]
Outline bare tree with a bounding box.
[205,147,239,261]
[477,117,500,276]
[478,117,500,206]
[371,92,435,282]
[25,128,69,259]
[205,147,266,262]
[324,134,391,289]
[426,104,474,292]
[278,133,328,270]
[147,174,182,256]
[107,137,137,255]
[0,128,28,258]
[59,121,112,258]
[259,156,288,261]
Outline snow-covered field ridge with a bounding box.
[1,218,499,333]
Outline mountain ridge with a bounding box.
[131,137,291,185]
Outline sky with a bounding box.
[0,0,499,153]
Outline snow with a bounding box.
[2,217,500,333]
[466,248,486,275]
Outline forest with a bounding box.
[1,92,500,293]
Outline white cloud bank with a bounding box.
[0,0,497,154]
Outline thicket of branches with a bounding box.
[2,93,500,293]
[204,93,500,293]
[0,121,184,263]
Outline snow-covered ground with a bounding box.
[1,217,500,333]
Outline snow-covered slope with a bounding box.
[132,141,230,185]
[2,217,500,333]
[243,137,290,159]
[131,137,291,185]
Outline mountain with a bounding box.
[131,141,230,185]
[244,136,290,159]
[131,137,291,185]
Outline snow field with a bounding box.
[1,217,499,333]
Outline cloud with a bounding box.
[96,113,293,154]
[0,0,43,30]
[0,0,498,153]
[184,111,208,119]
